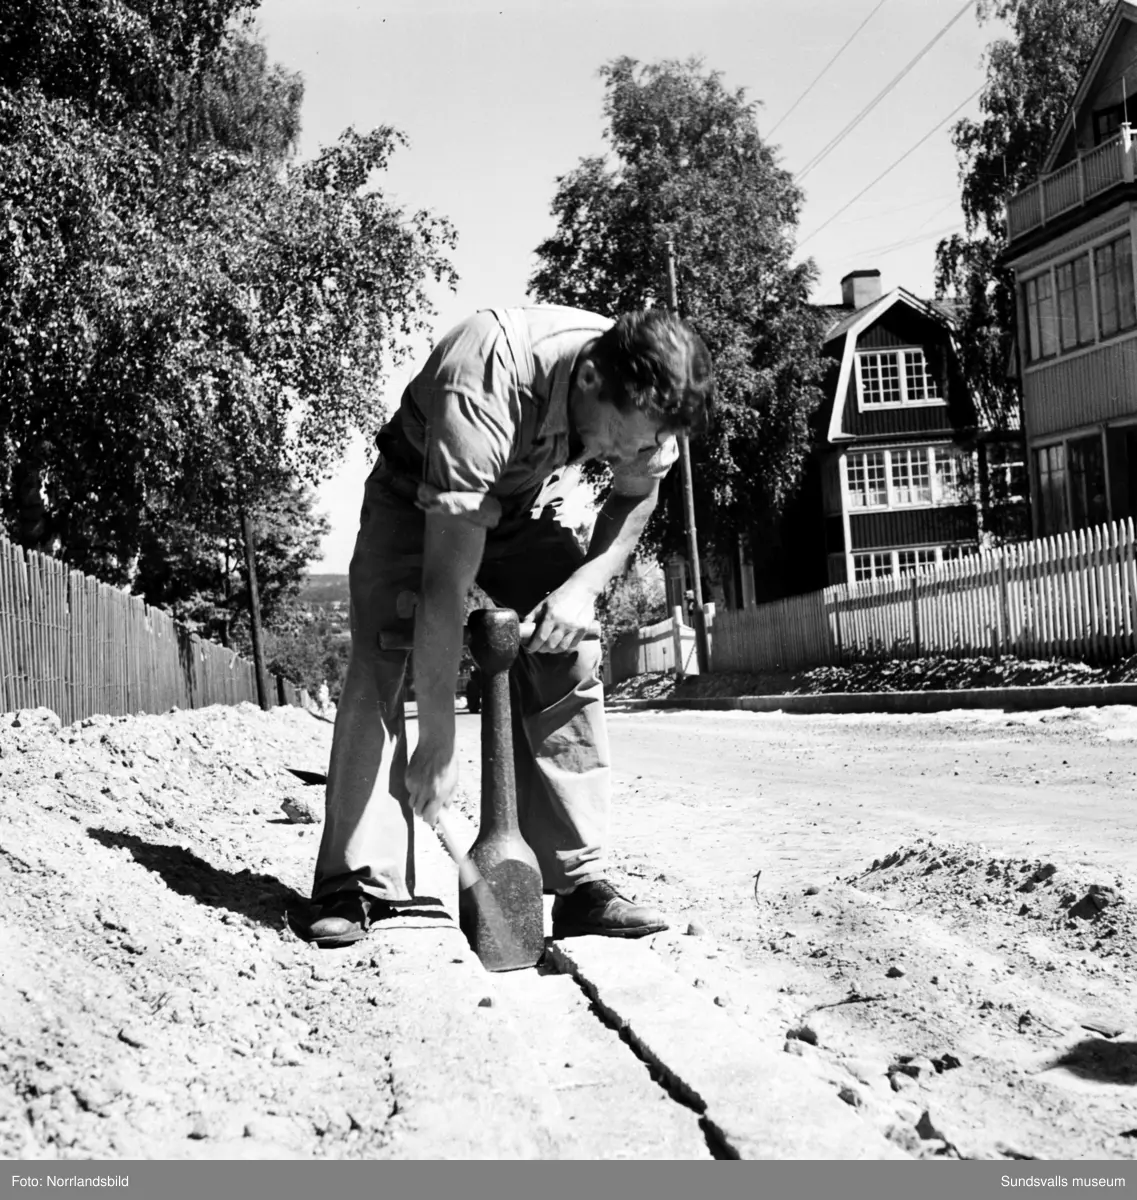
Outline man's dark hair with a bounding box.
[590,309,713,433]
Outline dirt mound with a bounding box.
[852,841,1134,969]
[0,703,403,1159]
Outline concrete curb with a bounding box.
[608,680,1137,716]
[547,938,903,1160]
[365,814,568,1159]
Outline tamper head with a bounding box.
[468,609,521,675]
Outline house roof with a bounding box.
[824,287,958,444]
[1042,0,1137,174]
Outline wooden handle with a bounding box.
[379,620,600,652]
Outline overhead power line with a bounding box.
[799,85,982,247]
[797,0,973,182]
[766,0,889,138]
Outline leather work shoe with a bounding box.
[295,893,391,949]
[551,879,669,939]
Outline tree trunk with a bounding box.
[239,507,271,711]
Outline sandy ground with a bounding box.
[579,704,1137,1160]
[2,697,1135,1160]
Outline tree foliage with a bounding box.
[935,0,1112,427]
[529,57,825,567]
[0,1,458,609]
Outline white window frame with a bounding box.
[852,544,976,583]
[855,348,945,410]
[845,446,973,511]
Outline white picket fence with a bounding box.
[607,518,1137,685]
[708,518,1137,675]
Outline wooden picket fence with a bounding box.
[0,534,301,726]
[706,517,1137,676]
[605,610,700,685]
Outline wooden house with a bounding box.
[811,269,985,586]
[1002,0,1137,536]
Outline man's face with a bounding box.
[570,360,669,468]
[573,401,668,469]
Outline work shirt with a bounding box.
[375,306,679,529]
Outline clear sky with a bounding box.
[253,0,1000,573]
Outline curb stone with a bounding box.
[547,938,905,1160]
[357,814,568,1159]
[608,681,1137,716]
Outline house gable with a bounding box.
[1044,1,1137,172]
[824,289,974,444]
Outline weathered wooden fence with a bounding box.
[706,518,1137,675]
[0,534,301,725]
[604,607,702,687]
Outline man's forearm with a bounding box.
[414,513,485,740]
[571,487,658,598]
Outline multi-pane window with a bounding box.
[1056,254,1095,350]
[853,552,894,582]
[853,546,972,582]
[904,351,940,402]
[846,451,887,508]
[891,449,932,506]
[858,352,902,405]
[933,448,969,503]
[857,350,940,406]
[1095,234,1137,338]
[1023,271,1058,361]
[1068,434,1108,529]
[1035,443,1068,534]
[847,447,971,508]
[897,548,936,576]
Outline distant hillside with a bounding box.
[300,574,350,605]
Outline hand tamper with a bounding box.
[456,608,546,971]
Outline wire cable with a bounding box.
[767,0,889,138]
[799,85,982,247]
[797,0,973,181]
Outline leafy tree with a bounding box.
[529,57,826,574]
[0,6,457,602]
[935,0,1112,429]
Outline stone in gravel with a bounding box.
[280,795,321,824]
[477,996,494,1008]
[916,1108,959,1150]
[117,1025,150,1049]
[803,885,820,896]
[1081,1020,1125,1039]
[787,1024,818,1045]
[783,1039,805,1056]
[685,921,707,936]
[837,1085,863,1109]
[896,1056,936,1079]
[886,965,906,978]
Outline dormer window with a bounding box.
[855,349,942,407]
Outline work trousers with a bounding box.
[311,458,611,904]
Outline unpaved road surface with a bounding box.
[583,704,1137,1160]
[2,698,1135,1160]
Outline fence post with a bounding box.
[671,606,685,678]
[998,549,1012,658]
[910,574,921,658]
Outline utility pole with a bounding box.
[664,236,710,673]
[239,505,271,711]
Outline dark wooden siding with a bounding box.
[849,506,979,550]
[840,303,976,440]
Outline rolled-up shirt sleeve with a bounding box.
[610,433,680,497]
[410,319,518,529]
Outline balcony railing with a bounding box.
[1006,129,1135,242]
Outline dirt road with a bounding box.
[2,698,1135,1160]
[537,704,1137,1160]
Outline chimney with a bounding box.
[841,269,882,309]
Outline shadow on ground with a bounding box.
[87,827,303,928]
[1048,1039,1137,1085]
